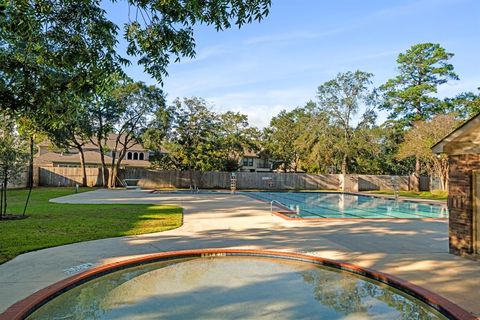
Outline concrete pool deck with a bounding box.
[0,189,479,317]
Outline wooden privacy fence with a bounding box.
[357,175,410,191]
[235,172,339,190]
[121,169,339,190]
[37,167,430,191]
[121,169,230,189]
[39,167,105,187]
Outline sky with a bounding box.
[103,0,480,128]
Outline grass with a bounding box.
[0,187,183,264]
[366,190,448,201]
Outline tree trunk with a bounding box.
[3,172,8,215]
[99,150,108,187]
[28,135,34,188]
[0,181,3,218]
[23,135,35,216]
[412,157,421,192]
[96,137,108,188]
[113,148,128,189]
[78,148,87,187]
[109,135,123,188]
[341,154,348,175]
[108,149,116,189]
[188,167,194,188]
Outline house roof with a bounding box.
[432,113,480,155]
[39,133,147,152]
[243,149,259,157]
[35,151,151,167]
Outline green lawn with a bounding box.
[366,190,448,201]
[0,188,183,264]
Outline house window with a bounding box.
[243,157,254,167]
[127,152,132,160]
[139,153,144,160]
[133,152,139,160]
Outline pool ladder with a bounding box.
[391,177,399,201]
[270,200,300,215]
[270,200,283,215]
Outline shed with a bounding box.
[432,113,480,256]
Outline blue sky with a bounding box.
[104,0,480,127]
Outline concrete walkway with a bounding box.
[0,189,479,317]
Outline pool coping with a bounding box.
[0,249,475,320]
[241,191,449,221]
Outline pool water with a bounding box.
[247,192,448,219]
[28,256,446,320]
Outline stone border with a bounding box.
[0,249,475,320]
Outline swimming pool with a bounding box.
[246,192,448,219]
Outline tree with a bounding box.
[217,111,259,171]
[1,0,271,116]
[86,76,125,187]
[379,43,458,188]
[0,1,124,116]
[397,115,460,190]
[142,106,175,169]
[0,116,29,218]
[121,0,271,82]
[317,70,374,174]
[1,0,126,191]
[293,102,336,173]
[47,104,92,187]
[108,82,165,188]
[374,120,415,175]
[380,43,458,124]
[443,89,480,119]
[346,109,384,174]
[263,108,307,172]
[16,116,47,215]
[160,97,221,185]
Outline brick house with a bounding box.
[432,114,480,256]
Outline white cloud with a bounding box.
[436,79,480,97]
[204,88,315,128]
[243,27,348,46]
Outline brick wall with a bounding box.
[448,154,480,255]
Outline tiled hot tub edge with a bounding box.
[0,249,475,320]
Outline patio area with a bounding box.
[0,189,479,317]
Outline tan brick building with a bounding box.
[35,134,151,169]
[432,114,480,256]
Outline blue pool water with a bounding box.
[246,192,448,219]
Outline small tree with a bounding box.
[397,114,460,190]
[217,111,259,171]
[161,97,221,185]
[108,82,164,188]
[264,108,307,172]
[0,120,29,218]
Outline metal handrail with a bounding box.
[270,200,286,214]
